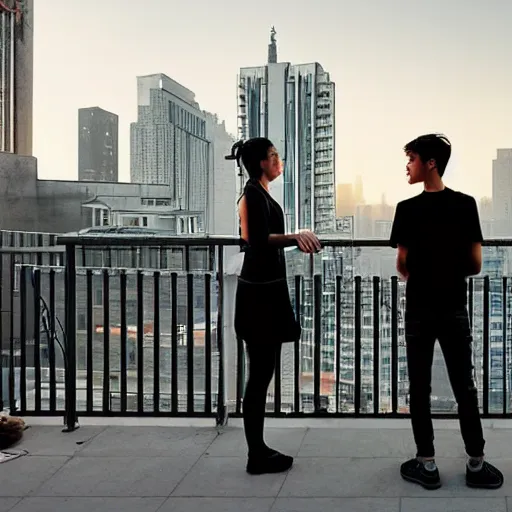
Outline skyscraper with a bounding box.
[130,74,237,235]
[131,74,208,213]
[492,149,512,236]
[0,0,33,155]
[238,30,337,403]
[238,29,336,234]
[78,107,119,182]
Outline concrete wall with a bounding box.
[0,152,172,233]
[0,153,38,230]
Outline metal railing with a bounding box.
[2,234,512,431]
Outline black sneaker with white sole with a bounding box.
[466,461,504,489]
[400,458,442,490]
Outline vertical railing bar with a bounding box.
[102,270,110,414]
[8,254,15,413]
[215,245,227,425]
[19,265,26,414]
[204,273,212,414]
[120,270,127,413]
[503,277,507,417]
[137,271,144,414]
[354,276,361,416]
[274,343,282,414]
[153,271,160,414]
[64,244,78,431]
[373,276,380,416]
[391,276,398,415]
[294,275,301,414]
[49,268,57,412]
[483,276,490,416]
[86,269,93,413]
[314,273,322,412]
[468,278,474,329]
[171,272,178,413]
[335,275,341,415]
[33,268,41,413]
[187,273,194,414]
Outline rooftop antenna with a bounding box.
[268,26,277,63]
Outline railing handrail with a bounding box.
[56,233,512,248]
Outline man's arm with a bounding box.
[396,245,409,279]
[465,196,483,276]
[467,242,482,276]
[390,202,409,279]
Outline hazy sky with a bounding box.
[33,0,512,205]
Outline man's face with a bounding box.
[405,151,429,185]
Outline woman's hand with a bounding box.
[294,230,321,254]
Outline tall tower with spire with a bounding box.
[238,30,335,234]
[268,26,277,63]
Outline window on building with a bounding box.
[77,314,86,331]
[123,217,140,227]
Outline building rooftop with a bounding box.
[1,419,512,511]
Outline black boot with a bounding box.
[246,449,293,475]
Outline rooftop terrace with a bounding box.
[1,418,512,512]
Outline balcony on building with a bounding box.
[1,229,512,510]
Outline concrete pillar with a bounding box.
[13,0,33,156]
[222,250,244,416]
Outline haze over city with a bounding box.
[33,0,512,205]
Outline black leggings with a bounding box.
[243,342,281,456]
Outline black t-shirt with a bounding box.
[389,188,483,311]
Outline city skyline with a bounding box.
[32,0,512,205]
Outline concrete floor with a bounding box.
[1,418,512,511]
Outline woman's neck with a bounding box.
[258,176,270,191]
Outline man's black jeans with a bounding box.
[405,307,485,458]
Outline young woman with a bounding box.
[229,137,321,475]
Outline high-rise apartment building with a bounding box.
[78,107,119,182]
[238,30,336,234]
[0,0,33,155]
[130,74,237,235]
[492,149,512,237]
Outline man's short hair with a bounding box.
[404,134,452,177]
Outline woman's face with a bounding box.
[261,146,283,182]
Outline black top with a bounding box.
[390,188,483,311]
[239,179,287,283]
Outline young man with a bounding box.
[390,133,503,490]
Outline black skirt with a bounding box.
[234,277,301,344]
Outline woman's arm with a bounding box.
[239,192,297,248]
[239,185,320,253]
